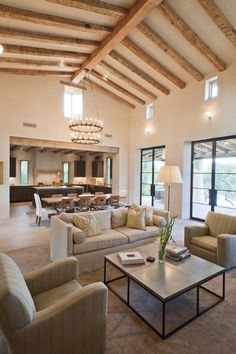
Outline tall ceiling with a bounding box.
[0,0,236,109]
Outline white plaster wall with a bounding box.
[0,75,131,218]
[130,63,236,217]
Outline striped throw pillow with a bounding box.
[73,213,101,237]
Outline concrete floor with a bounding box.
[0,203,49,252]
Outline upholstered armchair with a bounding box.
[185,211,236,269]
[0,254,108,354]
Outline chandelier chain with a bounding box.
[87,70,100,121]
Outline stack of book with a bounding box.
[166,245,191,261]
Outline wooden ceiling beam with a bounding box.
[0,26,99,48]
[91,70,146,105]
[2,44,89,60]
[122,37,186,88]
[0,4,112,34]
[0,57,80,68]
[25,146,38,152]
[109,50,170,95]
[159,1,226,71]
[85,78,136,109]
[63,150,77,154]
[0,68,72,76]
[198,0,236,48]
[46,0,128,17]
[99,60,157,100]
[60,80,86,90]
[137,22,204,81]
[72,0,163,83]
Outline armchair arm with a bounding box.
[24,257,79,296]
[184,224,209,249]
[217,234,236,269]
[50,216,73,261]
[10,282,108,354]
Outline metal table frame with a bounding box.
[104,258,225,340]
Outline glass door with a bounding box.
[191,136,236,220]
[140,146,165,208]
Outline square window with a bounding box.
[146,103,153,120]
[205,76,218,101]
[64,87,83,119]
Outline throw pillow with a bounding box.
[111,208,128,228]
[73,213,101,237]
[132,204,153,226]
[126,207,146,231]
[153,215,166,227]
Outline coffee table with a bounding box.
[104,243,225,339]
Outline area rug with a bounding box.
[3,245,236,354]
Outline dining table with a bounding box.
[42,194,112,207]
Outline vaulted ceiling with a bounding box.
[0,0,236,109]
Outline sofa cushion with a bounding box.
[116,226,158,243]
[111,208,128,228]
[93,210,111,230]
[60,213,74,224]
[126,207,146,231]
[73,213,101,237]
[153,215,166,227]
[191,236,217,253]
[132,204,153,226]
[73,229,128,254]
[68,223,85,244]
[0,254,36,332]
[206,212,236,237]
[33,279,81,311]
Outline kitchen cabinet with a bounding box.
[10,185,34,202]
[10,157,16,177]
[92,161,104,177]
[74,160,85,177]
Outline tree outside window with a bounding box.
[20,160,29,184]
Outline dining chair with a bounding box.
[67,193,78,198]
[95,192,104,195]
[56,198,74,214]
[34,193,56,226]
[78,196,91,211]
[51,194,64,198]
[92,195,107,210]
[110,195,120,208]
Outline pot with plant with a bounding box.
[158,217,175,263]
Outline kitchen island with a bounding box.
[33,185,85,205]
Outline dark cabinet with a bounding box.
[92,161,104,177]
[10,157,16,177]
[74,160,85,177]
[10,186,34,202]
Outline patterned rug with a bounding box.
[2,244,236,354]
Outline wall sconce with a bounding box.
[145,127,152,135]
[205,111,213,120]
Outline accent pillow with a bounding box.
[73,213,101,237]
[153,215,166,227]
[126,207,146,231]
[111,208,128,229]
[68,223,85,244]
[132,204,153,226]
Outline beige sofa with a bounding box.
[0,254,107,354]
[50,207,169,273]
[185,211,236,269]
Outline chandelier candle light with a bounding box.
[69,70,103,144]
[69,117,103,144]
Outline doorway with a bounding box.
[140,146,165,208]
[191,136,236,220]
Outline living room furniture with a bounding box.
[185,211,236,268]
[104,243,225,339]
[34,193,56,226]
[50,207,169,273]
[0,253,108,354]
